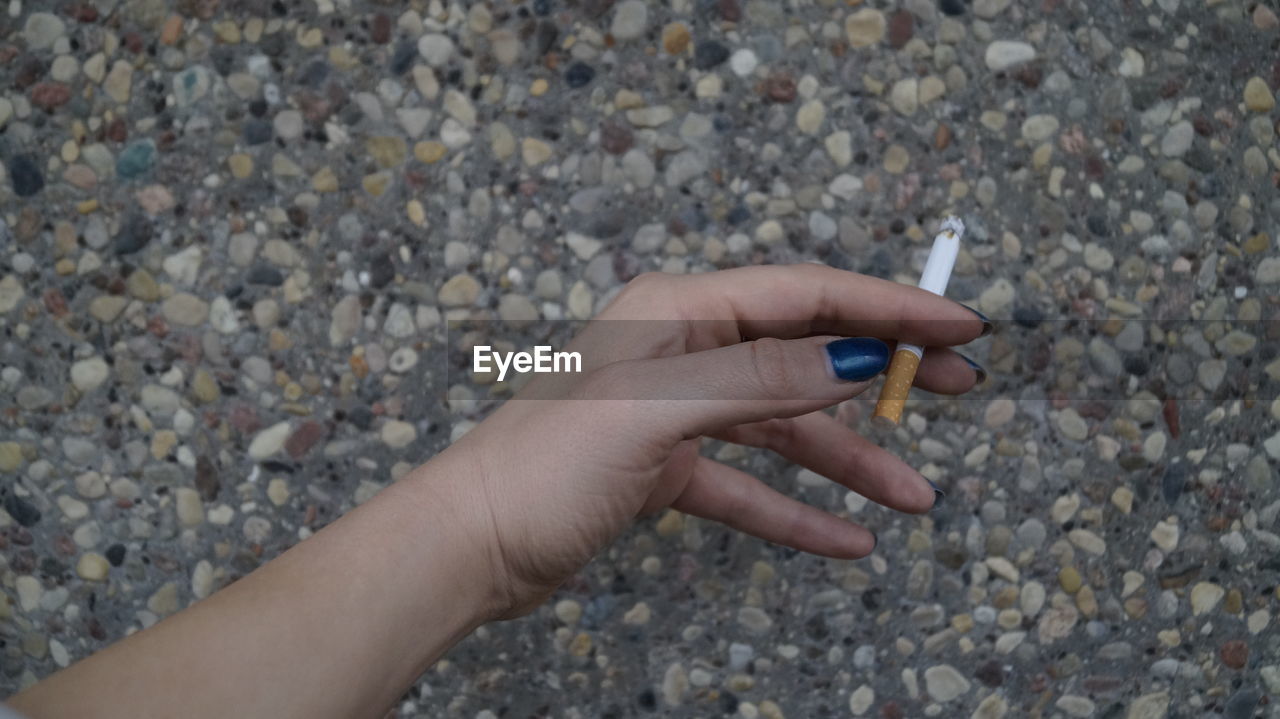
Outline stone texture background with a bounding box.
[2,0,1279,716]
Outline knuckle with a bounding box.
[598,273,672,319]
[615,272,666,303]
[748,337,800,400]
[760,417,797,453]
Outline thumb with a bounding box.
[583,336,890,439]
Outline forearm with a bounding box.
[10,455,498,719]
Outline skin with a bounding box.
[10,265,985,719]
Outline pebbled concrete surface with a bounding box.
[2,0,1279,716]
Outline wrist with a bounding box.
[395,449,514,624]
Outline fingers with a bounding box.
[716,412,939,514]
[671,456,875,559]
[915,347,984,395]
[581,335,888,439]
[604,265,987,348]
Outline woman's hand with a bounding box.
[430,264,988,618]
[11,264,987,719]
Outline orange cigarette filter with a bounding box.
[872,348,921,428]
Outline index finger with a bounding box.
[666,264,990,348]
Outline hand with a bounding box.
[10,264,987,719]
[430,264,987,618]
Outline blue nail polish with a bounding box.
[927,479,946,509]
[957,353,987,384]
[825,337,889,382]
[960,304,994,337]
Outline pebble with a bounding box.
[654,22,690,55]
[985,41,1036,71]
[845,9,886,47]
[737,607,772,633]
[1055,409,1088,441]
[1128,693,1169,719]
[175,488,203,527]
[248,422,291,460]
[70,357,110,393]
[381,421,416,449]
[730,49,758,77]
[662,663,687,706]
[1191,582,1225,615]
[891,79,918,116]
[693,41,730,70]
[1021,115,1059,142]
[554,599,583,625]
[417,34,454,66]
[162,294,209,326]
[848,685,874,715]
[1161,121,1194,157]
[610,1,648,41]
[117,141,156,180]
[23,12,66,50]
[76,553,110,581]
[923,665,970,701]
[522,138,554,166]
[7,155,44,197]
[565,62,596,88]
[1244,77,1275,112]
[974,0,1012,18]
[148,583,179,616]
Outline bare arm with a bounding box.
[10,265,982,718]
[9,454,499,719]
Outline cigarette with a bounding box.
[872,216,965,428]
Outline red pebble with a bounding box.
[1163,398,1180,438]
[887,11,914,49]
[717,0,741,21]
[370,13,391,44]
[762,72,797,103]
[599,120,634,155]
[123,32,144,54]
[43,288,69,317]
[55,534,77,555]
[1221,640,1248,669]
[228,404,262,435]
[285,421,326,459]
[147,315,169,337]
[30,82,72,111]
[106,117,128,143]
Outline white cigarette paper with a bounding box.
[873,216,965,427]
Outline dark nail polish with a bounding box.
[825,337,889,382]
[960,304,994,337]
[957,353,987,384]
[927,479,946,509]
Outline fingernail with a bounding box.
[960,304,994,337]
[871,532,879,553]
[957,353,987,384]
[825,337,889,382]
[927,479,946,509]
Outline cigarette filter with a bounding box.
[873,216,965,428]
